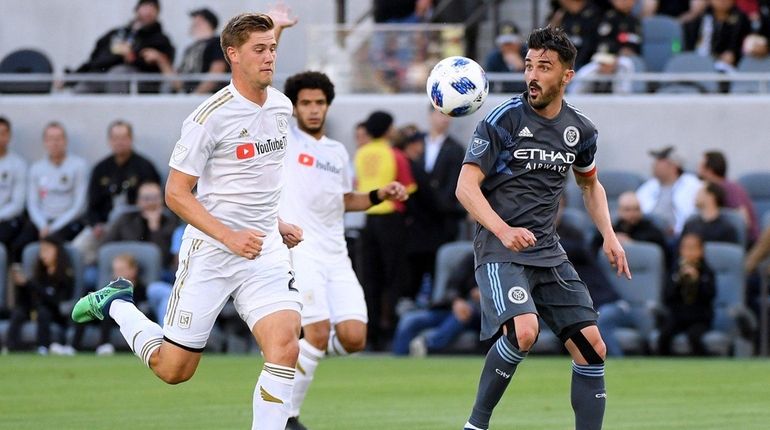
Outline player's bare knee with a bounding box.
[338,333,366,353]
[156,366,195,385]
[516,326,539,351]
[303,322,331,351]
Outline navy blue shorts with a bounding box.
[475,261,598,340]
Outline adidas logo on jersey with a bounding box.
[518,127,533,138]
[239,128,249,138]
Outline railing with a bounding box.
[2,72,770,95]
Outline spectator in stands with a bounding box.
[684,0,752,70]
[651,0,708,22]
[78,120,161,263]
[637,146,702,237]
[140,8,228,94]
[596,191,670,265]
[72,0,175,93]
[111,253,172,327]
[102,181,178,276]
[373,0,433,23]
[11,123,87,262]
[355,121,371,149]
[392,251,481,356]
[698,150,760,243]
[548,0,603,69]
[681,182,740,244]
[658,232,716,355]
[6,237,76,355]
[354,111,416,350]
[484,21,527,93]
[569,50,636,94]
[557,197,632,357]
[597,0,644,56]
[0,117,27,251]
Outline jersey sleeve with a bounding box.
[463,120,506,176]
[573,129,598,177]
[168,120,216,177]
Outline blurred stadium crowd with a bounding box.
[0,0,769,359]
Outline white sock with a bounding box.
[289,339,325,417]
[253,362,295,430]
[326,330,349,357]
[109,299,163,367]
[464,421,485,430]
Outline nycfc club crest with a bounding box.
[508,286,528,304]
[563,126,580,147]
[276,114,288,134]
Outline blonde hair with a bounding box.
[220,13,275,65]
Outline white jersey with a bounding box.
[28,154,88,231]
[280,125,352,256]
[169,83,293,253]
[0,151,27,222]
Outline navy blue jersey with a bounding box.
[463,93,598,267]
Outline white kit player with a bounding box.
[280,71,407,430]
[72,12,306,430]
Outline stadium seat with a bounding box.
[730,57,770,94]
[659,52,718,93]
[560,207,593,244]
[97,241,162,288]
[721,208,748,249]
[598,241,664,354]
[600,170,646,213]
[641,15,683,72]
[678,242,755,356]
[430,241,473,304]
[763,211,770,232]
[0,49,53,93]
[738,172,770,223]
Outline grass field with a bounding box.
[1,354,769,429]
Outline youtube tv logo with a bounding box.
[236,143,255,160]
[298,153,315,166]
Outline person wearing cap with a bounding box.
[354,111,417,350]
[636,146,702,236]
[484,21,527,93]
[141,8,229,94]
[71,0,175,93]
[568,49,636,93]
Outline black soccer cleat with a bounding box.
[286,416,309,430]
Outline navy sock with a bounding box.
[571,361,606,430]
[468,337,527,429]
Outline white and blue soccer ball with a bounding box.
[426,56,489,117]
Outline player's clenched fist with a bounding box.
[223,229,265,259]
[497,226,537,252]
[379,181,409,202]
[279,220,303,249]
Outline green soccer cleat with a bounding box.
[71,277,134,323]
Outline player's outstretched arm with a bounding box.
[166,168,265,259]
[343,181,408,212]
[267,1,298,45]
[575,171,632,279]
[456,163,536,252]
[278,218,303,248]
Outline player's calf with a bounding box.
[561,323,607,430]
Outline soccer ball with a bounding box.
[426,56,489,117]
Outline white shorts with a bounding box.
[163,238,302,351]
[290,248,368,326]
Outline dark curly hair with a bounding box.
[527,26,577,69]
[283,71,335,107]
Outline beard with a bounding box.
[298,120,323,135]
[527,80,563,110]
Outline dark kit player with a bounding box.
[456,27,631,430]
